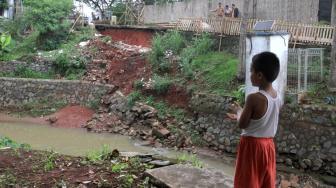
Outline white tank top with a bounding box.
[241,90,281,138]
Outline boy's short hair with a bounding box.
[252,52,280,82]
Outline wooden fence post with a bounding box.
[238,0,250,80]
[330,0,336,90]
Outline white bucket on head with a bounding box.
[245,32,290,105]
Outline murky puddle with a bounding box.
[0,121,235,177]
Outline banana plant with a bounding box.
[0,32,11,55]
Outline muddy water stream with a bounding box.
[0,121,235,177]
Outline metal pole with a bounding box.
[321,49,324,82]
[298,49,301,92]
[304,50,308,91]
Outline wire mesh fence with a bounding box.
[287,48,324,94]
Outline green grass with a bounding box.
[143,96,186,121]
[85,145,112,164]
[17,97,67,117]
[177,153,204,168]
[190,52,238,95]
[0,137,30,149]
[0,66,54,79]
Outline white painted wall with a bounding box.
[245,33,290,104]
[3,0,14,19]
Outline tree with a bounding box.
[330,0,336,90]
[24,0,73,50]
[237,0,250,80]
[80,0,117,19]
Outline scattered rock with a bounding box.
[285,158,293,166]
[152,127,170,139]
[149,160,171,167]
[47,116,58,124]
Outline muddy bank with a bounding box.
[0,113,46,125]
[0,148,148,187]
[0,105,94,129]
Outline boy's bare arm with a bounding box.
[237,94,256,129]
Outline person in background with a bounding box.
[211,2,225,17]
[224,5,232,17]
[232,4,240,18]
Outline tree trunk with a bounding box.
[237,0,250,80]
[330,0,336,90]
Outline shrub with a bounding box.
[0,33,11,56]
[21,0,73,50]
[232,85,245,105]
[153,75,172,94]
[149,30,186,73]
[127,91,142,107]
[190,52,238,94]
[180,33,214,65]
[133,80,144,90]
[53,51,87,78]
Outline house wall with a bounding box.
[3,0,14,19]
[144,0,320,24]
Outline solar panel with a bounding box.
[253,20,275,31]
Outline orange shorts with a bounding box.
[234,136,276,188]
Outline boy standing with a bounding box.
[227,52,282,188]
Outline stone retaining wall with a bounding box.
[0,77,115,107]
[189,93,336,175]
[0,60,53,73]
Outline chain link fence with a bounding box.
[287,48,324,94]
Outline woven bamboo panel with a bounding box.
[174,17,334,45]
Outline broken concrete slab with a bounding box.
[145,164,233,188]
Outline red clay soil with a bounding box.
[144,85,191,109]
[100,28,154,47]
[48,105,94,128]
[84,39,152,95]
[84,38,191,108]
[163,85,190,108]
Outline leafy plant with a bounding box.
[153,75,172,94]
[43,151,57,172]
[0,137,31,149]
[143,97,186,121]
[127,91,142,107]
[24,0,73,50]
[133,80,144,90]
[121,174,134,188]
[177,154,203,168]
[53,51,87,78]
[111,162,129,173]
[149,30,185,73]
[180,33,214,65]
[0,32,11,55]
[232,85,245,105]
[85,144,111,164]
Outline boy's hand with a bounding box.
[226,113,238,120]
[228,101,242,113]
